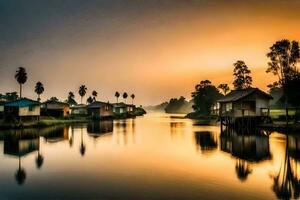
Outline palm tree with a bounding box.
[34,82,44,102]
[115,91,120,103]
[92,90,98,101]
[78,85,87,104]
[130,94,135,105]
[15,67,27,98]
[123,92,128,103]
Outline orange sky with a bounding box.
[0,1,300,105]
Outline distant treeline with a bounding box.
[146,96,193,114]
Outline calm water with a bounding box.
[0,113,299,199]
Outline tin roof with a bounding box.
[217,88,273,103]
[4,98,40,107]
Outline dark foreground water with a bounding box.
[0,113,299,199]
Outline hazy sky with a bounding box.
[1,0,300,105]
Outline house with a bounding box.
[41,100,70,117]
[87,101,113,119]
[112,103,127,114]
[127,104,136,112]
[218,88,273,118]
[0,101,5,118]
[70,104,87,116]
[113,103,135,114]
[4,98,40,121]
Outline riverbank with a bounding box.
[185,112,218,125]
[0,117,89,129]
[0,108,147,129]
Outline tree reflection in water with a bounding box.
[272,134,300,199]
[35,137,44,169]
[80,126,86,156]
[194,131,218,154]
[235,159,252,182]
[220,127,271,182]
[15,156,26,185]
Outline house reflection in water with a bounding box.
[42,126,69,143]
[2,131,40,185]
[114,119,135,146]
[87,120,113,138]
[272,134,300,199]
[220,128,271,181]
[194,131,218,154]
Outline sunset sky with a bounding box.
[1,0,300,105]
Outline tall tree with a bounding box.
[92,90,98,101]
[78,85,87,104]
[15,67,27,98]
[130,94,135,105]
[233,61,252,89]
[266,39,300,123]
[115,91,120,103]
[218,84,230,95]
[123,92,128,103]
[266,39,300,86]
[34,82,44,102]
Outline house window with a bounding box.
[29,105,34,111]
[225,103,232,112]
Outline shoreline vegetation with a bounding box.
[0,107,146,129]
[147,39,300,130]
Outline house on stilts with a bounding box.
[218,88,273,131]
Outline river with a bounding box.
[0,113,298,199]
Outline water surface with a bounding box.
[0,113,298,199]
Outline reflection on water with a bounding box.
[0,113,300,199]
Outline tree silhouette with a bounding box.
[92,90,98,101]
[218,83,230,95]
[115,91,120,103]
[192,80,222,115]
[266,39,300,87]
[78,85,87,104]
[34,81,44,102]
[15,67,27,98]
[66,91,77,105]
[86,96,93,104]
[233,60,252,89]
[49,97,59,102]
[130,94,135,105]
[123,92,128,103]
